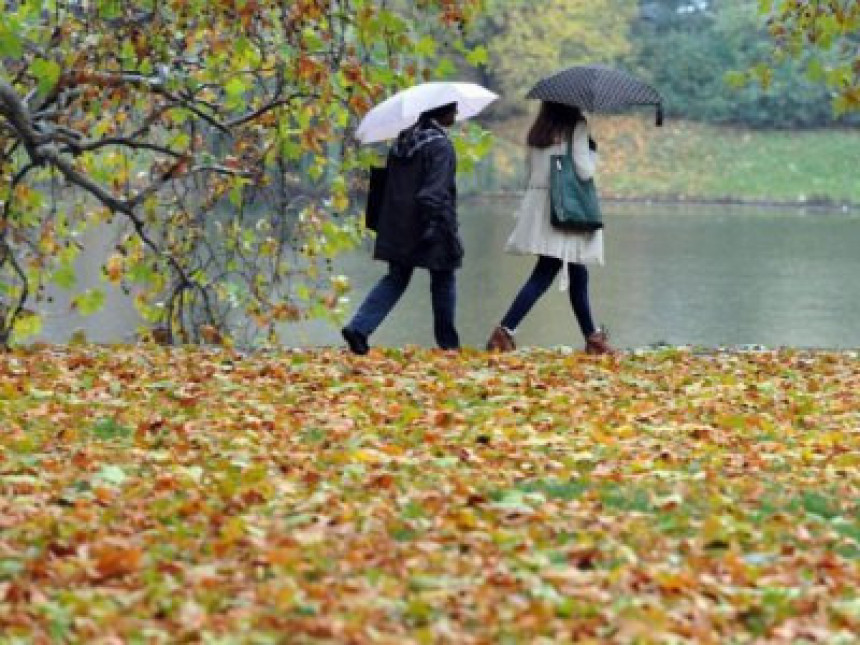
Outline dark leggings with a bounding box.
[500,255,596,338]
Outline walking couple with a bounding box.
[341,100,614,357]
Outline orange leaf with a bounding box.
[92,540,143,580]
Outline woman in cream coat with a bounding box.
[486,101,613,354]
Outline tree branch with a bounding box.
[61,137,184,158]
[36,145,130,213]
[0,161,38,348]
[226,92,312,128]
[0,78,47,164]
[189,164,257,178]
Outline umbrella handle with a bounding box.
[656,103,664,127]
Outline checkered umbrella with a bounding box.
[527,65,663,126]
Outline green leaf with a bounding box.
[465,46,489,66]
[229,184,244,208]
[95,464,127,486]
[121,39,136,65]
[51,261,77,289]
[434,58,457,79]
[415,36,437,57]
[11,312,42,342]
[225,77,246,110]
[805,59,826,82]
[799,492,840,520]
[91,418,133,441]
[0,17,23,58]
[127,261,156,285]
[72,289,107,315]
[31,58,62,96]
[170,132,191,149]
[0,558,24,581]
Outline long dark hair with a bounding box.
[527,101,585,148]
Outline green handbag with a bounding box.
[549,138,603,232]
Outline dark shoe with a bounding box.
[486,326,516,352]
[585,328,614,355]
[341,326,369,355]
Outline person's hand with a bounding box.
[419,223,444,245]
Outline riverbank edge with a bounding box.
[8,342,859,357]
[465,191,859,212]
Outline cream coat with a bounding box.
[505,121,603,290]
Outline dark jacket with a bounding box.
[373,120,463,271]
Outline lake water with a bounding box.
[38,199,860,350]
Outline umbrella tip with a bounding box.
[656,103,664,127]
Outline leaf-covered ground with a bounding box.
[1,346,858,643]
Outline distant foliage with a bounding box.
[631,1,852,128]
[473,0,635,117]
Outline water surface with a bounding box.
[39,199,860,350]
[303,199,860,350]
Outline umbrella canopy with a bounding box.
[527,65,663,126]
[356,81,499,144]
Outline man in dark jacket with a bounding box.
[342,102,463,354]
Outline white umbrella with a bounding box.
[355,81,498,144]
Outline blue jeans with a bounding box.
[347,262,460,349]
[500,255,596,338]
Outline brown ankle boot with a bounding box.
[585,329,614,355]
[486,326,516,352]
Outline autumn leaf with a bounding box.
[91,539,143,581]
[1,346,858,640]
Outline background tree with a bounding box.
[757,0,859,115]
[0,0,484,348]
[632,0,847,127]
[475,0,635,117]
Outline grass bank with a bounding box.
[465,116,860,208]
[2,346,858,641]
